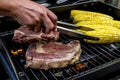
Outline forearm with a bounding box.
[0,0,57,33]
[0,0,19,16]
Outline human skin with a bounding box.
[0,0,57,33]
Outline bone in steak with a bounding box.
[24,40,81,70]
[12,26,59,43]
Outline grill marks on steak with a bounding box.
[25,40,81,70]
[12,26,59,43]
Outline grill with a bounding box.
[0,30,120,80]
[0,1,120,80]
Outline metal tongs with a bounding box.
[57,21,99,41]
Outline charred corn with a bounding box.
[84,29,120,44]
[71,10,113,19]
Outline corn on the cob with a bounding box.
[75,20,120,29]
[70,10,120,44]
[76,24,118,30]
[74,25,120,44]
[76,20,113,26]
[112,20,120,29]
[84,29,120,44]
[75,25,118,33]
[71,10,113,19]
[72,14,113,23]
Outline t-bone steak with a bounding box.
[12,26,59,43]
[24,40,82,70]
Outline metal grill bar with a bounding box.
[29,69,39,80]
[0,1,120,79]
[39,70,49,80]
[71,67,79,74]
[82,44,106,64]
[1,36,30,80]
[56,69,65,79]
[52,70,64,80]
[95,46,116,59]
[48,71,58,80]
[102,45,120,57]
[82,53,97,67]
[11,57,30,80]
[82,50,102,65]
[72,0,88,4]
[0,30,120,80]
[63,68,73,77]
[88,45,112,61]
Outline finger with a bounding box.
[34,23,42,32]
[47,9,57,25]
[43,15,55,33]
[47,9,58,31]
[24,10,41,32]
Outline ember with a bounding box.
[10,49,23,55]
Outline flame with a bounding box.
[75,62,88,70]
[10,49,23,55]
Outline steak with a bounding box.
[24,40,81,70]
[12,26,59,43]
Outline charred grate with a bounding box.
[0,30,120,80]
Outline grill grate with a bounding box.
[0,30,120,80]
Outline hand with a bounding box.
[10,0,57,33]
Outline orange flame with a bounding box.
[10,49,23,55]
